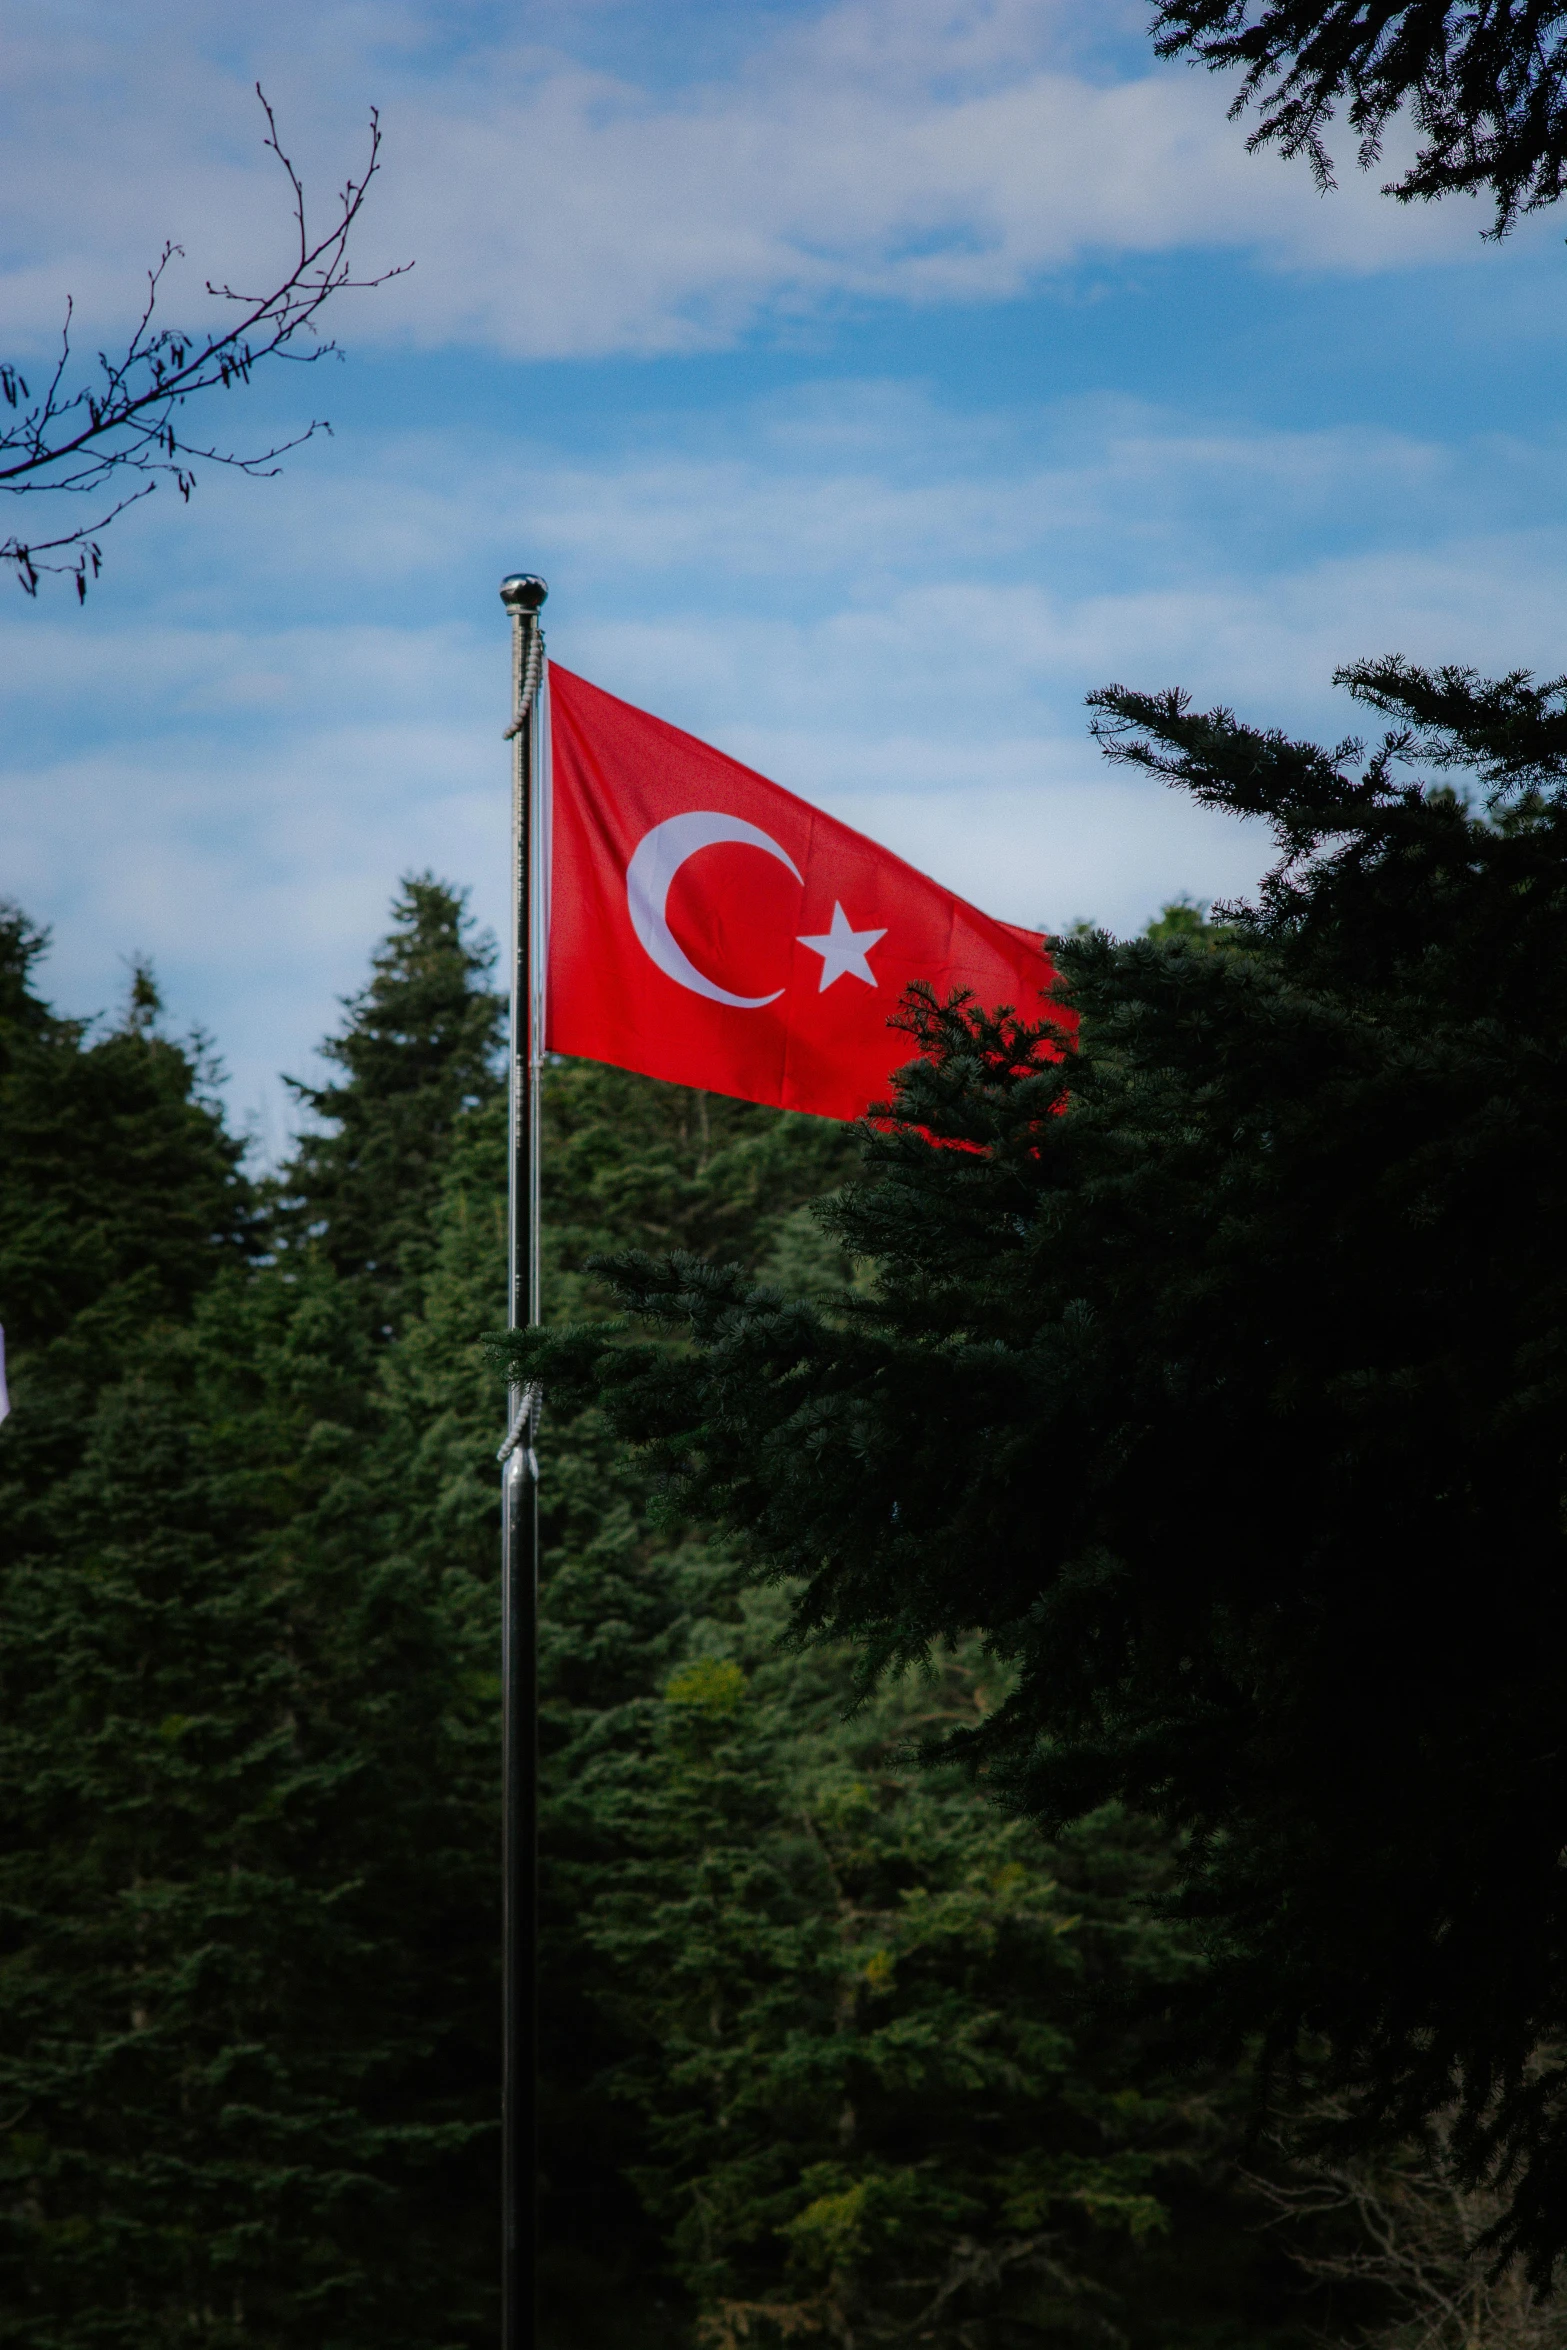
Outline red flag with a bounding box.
[545,663,1067,1121]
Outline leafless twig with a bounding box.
[0,86,408,598]
[1251,2103,1567,2349]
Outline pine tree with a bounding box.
[0,1270,493,2347]
[1150,4,1567,233]
[506,659,1567,2288]
[586,1606,1297,2350]
[455,1062,1305,2348]
[386,1062,866,2347]
[0,895,498,2345]
[0,907,255,1564]
[277,877,504,1334]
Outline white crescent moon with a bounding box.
[626,810,803,1009]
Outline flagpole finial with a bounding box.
[500,573,548,613]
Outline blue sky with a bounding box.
[4,0,1566,1149]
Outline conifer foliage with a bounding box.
[0,904,256,1646]
[593,1616,1227,2348]
[277,875,505,1331]
[1152,4,1567,232]
[0,890,496,2345]
[510,658,1567,2288]
[503,1068,1298,2349]
[0,878,1317,2345]
[0,906,253,1357]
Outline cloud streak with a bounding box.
[0,0,1509,366]
[4,376,1562,1137]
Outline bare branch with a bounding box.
[0,86,409,595]
[1250,2098,1567,2349]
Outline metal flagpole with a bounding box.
[497,570,547,2350]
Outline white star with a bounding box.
[797,902,888,992]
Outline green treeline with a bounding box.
[507,659,1567,2302]
[0,879,1440,2348]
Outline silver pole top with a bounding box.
[500,574,548,614]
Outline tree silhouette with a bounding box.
[1,86,406,598]
[1153,2,1567,234]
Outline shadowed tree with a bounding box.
[1152,2,1567,233]
[0,892,498,2346]
[276,875,505,1337]
[504,654,1567,2288]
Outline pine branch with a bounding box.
[1152,3,1567,236]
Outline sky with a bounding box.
[4,0,1567,1151]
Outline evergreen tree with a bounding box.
[0,907,255,1556]
[277,877,504,1333]
[0,897,497,2345]
[451,1064,1305,2348]
[386,1064,866,2347]
[0,1270,492,2347]
[0,906,254,1351]
[0,889,1326,2345]
[1151,3,1567,233]
[588,1605,1307,2350]
[506,659,1567,2288]
[1138,895,1241,951]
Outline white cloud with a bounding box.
[0,1,1554,1166]
[0,0,1512,368]
[5,377,1565,1139]
[517,405,1461,593]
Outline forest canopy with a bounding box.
[509,655,1567,2291]
[0,879,1330,2350]
[10,719,1567,2337]
[1151,2,1567,231]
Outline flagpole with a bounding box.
[498,569,547,2350]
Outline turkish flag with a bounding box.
[545,664,1067,1121]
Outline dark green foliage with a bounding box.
[0,909,495,2345]
[1151,3,1567,231]
[232,1050,869,2347]
[0,888,1317,2345]
[592,1614,1238,2350]
[472,1063,1302,2347]
[0,905,255,1567]
[0,904,253,1354]
[394,1066,865,2344]
[506,657,1567,2288]
[277,876,504,1332]
[1138,895,1241,951]
[0,1276,493,2346]
[542,1059,864,1315]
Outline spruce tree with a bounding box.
[1151,4,1567,233]
[0,907,255,1553]
[0,1271,493,2347]
[387,1063,866,2347]
[506,659,1567,2287]
[0,907,254,1351]
[449,1062,1304,2348]
[0,896,496,2345]
[586,1605,1303,2350]
[278,877,504,1333]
